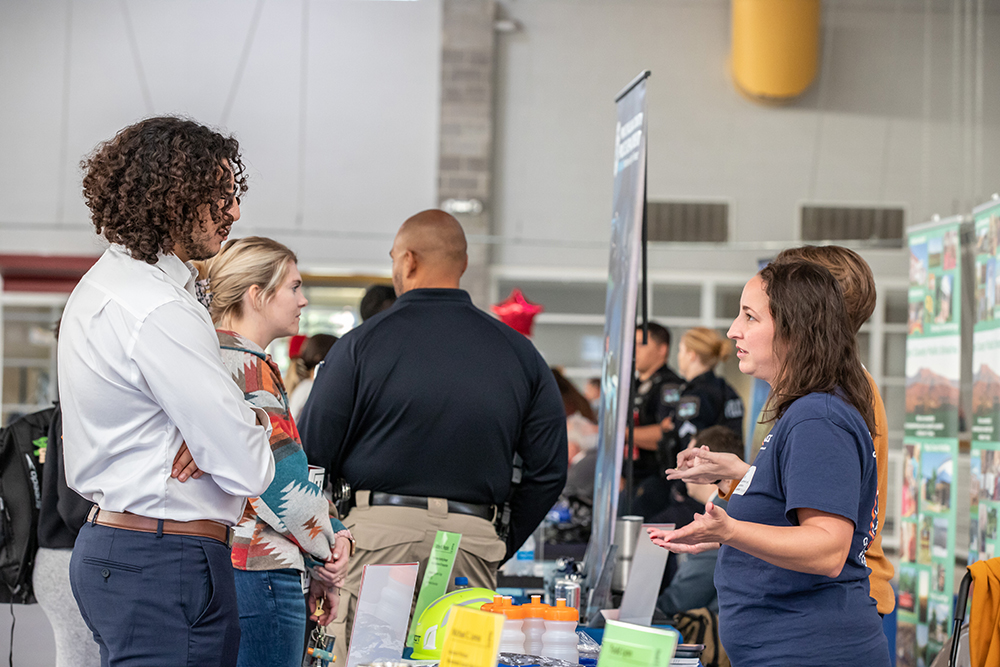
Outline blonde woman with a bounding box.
[202,237,353,667]
[672,327,744,445]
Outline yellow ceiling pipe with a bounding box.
[731,0,821,103]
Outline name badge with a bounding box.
[733,466,756,496]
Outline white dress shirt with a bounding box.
[58,245,275,525]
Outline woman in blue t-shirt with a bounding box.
[648,260,890,667]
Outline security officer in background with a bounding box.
[629,322,684,494]
[300,209,568,659]
[669,327,744,453]
[633,327,745,520]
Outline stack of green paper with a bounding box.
[597,620,680,667]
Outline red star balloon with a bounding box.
[288,335,307,359]
[492,288,544,336]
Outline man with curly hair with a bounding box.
[58,116,275,666]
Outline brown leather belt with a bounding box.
[88,507,234,547]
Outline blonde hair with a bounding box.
[681,327,731,368]
[201,236,298,324]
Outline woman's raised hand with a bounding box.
[667,445,749,485]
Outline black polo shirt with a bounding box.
[675,371,745,444]
[299,288,568,555]
[632,363,684,481]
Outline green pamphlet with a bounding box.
[406,530,462,649]
[597,620,678,667]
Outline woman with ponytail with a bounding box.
[673,327,745,446]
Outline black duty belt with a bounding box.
[369,492,495,521]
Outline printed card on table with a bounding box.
[597,619,678,667]
[438,606,504,667]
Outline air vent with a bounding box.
[647,201,729,243]
[801,205,904,245]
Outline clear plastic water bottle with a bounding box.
[521,595,549,656]
[453,576,470,589]
[497,600,527,654]
[541,598,579,663]
[513,532,536,575]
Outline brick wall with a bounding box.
[439,0,496,307]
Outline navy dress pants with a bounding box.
[70,521,240,667]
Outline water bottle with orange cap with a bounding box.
[480,594,505,613]
[495,598,527,654]
[521,594,549,656]
[541,598,579,663]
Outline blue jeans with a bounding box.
[70,521,240,667]
[233,568,307,667]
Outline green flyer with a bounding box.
[597,620,678,667]
[406,530,462,650]
[897,217,963,667]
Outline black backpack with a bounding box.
[0,406,54,604]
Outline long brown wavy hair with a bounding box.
[81,116,248,265]
[759,260,876,435]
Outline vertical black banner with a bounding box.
[585,71,650,612]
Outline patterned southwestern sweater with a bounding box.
[217,330,351,572]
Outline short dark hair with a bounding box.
[695,425,744,461]
[301,334,338,372]
[360,284,397,321]
[644,322,671,348]
[81,116,247,265]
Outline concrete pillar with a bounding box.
[438,0,496,308]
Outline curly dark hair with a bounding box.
[81,116,248,264]
[759,260,876,436]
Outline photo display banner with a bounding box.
[586,70,650,601]
[970,198,1000,568]
[897,217,963,667]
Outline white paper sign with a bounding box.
[617,523,673,625]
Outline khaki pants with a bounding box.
[328,491,507,663]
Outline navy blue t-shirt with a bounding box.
[714,392,889,666]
